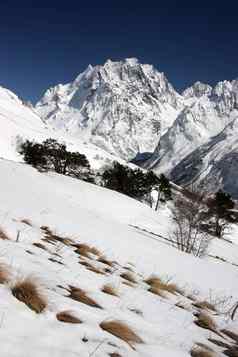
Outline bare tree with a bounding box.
[170,188,210,257]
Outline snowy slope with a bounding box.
[147,80,238,175]
[0,85,129,169]
[170,117,238,198]
[0,159,238,356]
[36,58,182,160]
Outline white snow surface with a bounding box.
[0,159,238,356]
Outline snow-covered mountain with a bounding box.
[170,117,238,198]
[147,80,238,176]
[1,58,238,197]
[36,58,181,160]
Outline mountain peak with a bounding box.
[182,81,212,98]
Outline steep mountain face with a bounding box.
[147,79,238,175]
[170,118,238,198]
[36,58,182,160]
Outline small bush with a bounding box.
[100,320,143,346]
[102,284,119,297]
[68,286,101,309]
[56,311,82,324]
[11,278,47,313]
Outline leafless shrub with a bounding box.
[11,278,47,313]
[68,286,102,308]
[56,311,82,324]
[100,320,143,347]
[170,190,210,257]
[102,284,119,297]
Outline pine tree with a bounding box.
[208,190,235,237]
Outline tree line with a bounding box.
[19,138,236,257]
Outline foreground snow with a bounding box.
[0,159,237,356]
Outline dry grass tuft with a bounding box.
[73,243,101,258]
[33,242,47,250]
[145,276,181,296]
[221,329,238,343]
[41,226,74,246]
[98,256,114,267]
[20,218,32,226]
[0,228,10,240]
[193,300,216,312]
[79,260,105,274]
[190,345,215,357]
[102,284,119,297]
[0,264,10,284]
[87,266,105,275]
[68,286,102,309]
[11,278,47,313]
[109,353,122,357]
[100,320,143,346]
[194,312,217,332]
[121,272,137,284]
[56,311,82,324]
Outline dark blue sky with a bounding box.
[0,0,237,103]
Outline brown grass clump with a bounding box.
[194,312,217,332]
[190,345,215,357]
[98,256,114,267]
[73,243,101,258]
[100,320,143,347]
[102,284,119,297]
[0,264,10,284]
[87,266,105,275]
[11,278,47,313]
[56,311,82,324]
[145,276,181,296]
[109,354,122,357]
[193,300,216,312]
[20,218,32,226]
[68,286,102,309]
[33,242,47,250]
[41,226,74,246]
[0,228,10,240]
[121,272,137,284]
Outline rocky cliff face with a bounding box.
[36,58,181,160]
[147,79,238,178]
